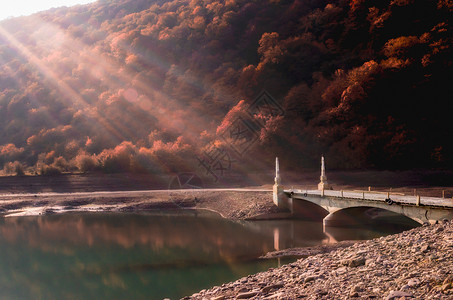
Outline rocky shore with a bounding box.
[187,221,453,299]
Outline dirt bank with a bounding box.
[0,189,280,219]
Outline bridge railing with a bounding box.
[287,189,453,208]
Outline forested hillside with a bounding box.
[0,0,451,179]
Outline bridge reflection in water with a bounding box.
[266,211,419,250]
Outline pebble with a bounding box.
[303,275,317,283]
[262,292,284,299]
[348,257,366,267]
[443,275,453,285]
[262,283,284,293]
[386,290,414,299]
[236,291,258,299]
[407,278,420,287]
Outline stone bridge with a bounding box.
[273,157,453,225]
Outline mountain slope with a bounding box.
[0,0,451,179]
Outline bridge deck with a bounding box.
[286,189,453,208]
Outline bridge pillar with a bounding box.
[273,157,291,211]
[318,156,331,190]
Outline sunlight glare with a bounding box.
[0,1,97,21]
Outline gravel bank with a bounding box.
[186,221,453,299]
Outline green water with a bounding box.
[0,210,415,299]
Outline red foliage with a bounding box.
[0,0,450,172]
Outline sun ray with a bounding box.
[1,8,265,176]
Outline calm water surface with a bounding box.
[0,210,416,299]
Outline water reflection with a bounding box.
[0,211,417,300]
[323,220,418,242]
[0,212,295,300]
[241,219,326,251]
[0,211,275,266]
[322,207,420,242]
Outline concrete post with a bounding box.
[321,156,326,179]
[318,156,331,190]
[341,190,344,198]
[416,195,421,206]
[442,190,445,198]
[274,157,281,185]
[362,192,365,200]
[273,157,290,210]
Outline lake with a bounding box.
[0,210,416,299]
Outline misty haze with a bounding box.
[0,1,452,299]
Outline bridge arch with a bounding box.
[323,206,422,227]
[289,194,431,224]
[290,198,329,221]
